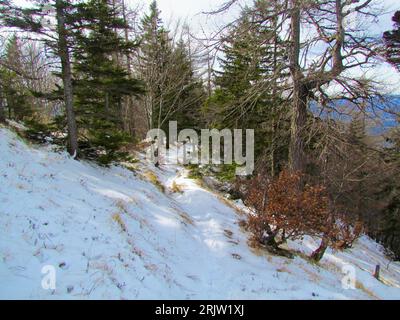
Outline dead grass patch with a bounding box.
[115,200,128,214]
[144,171,165,193]
[174,208,194,227]
[145,264,158,272]
[112,213,127,232]
[215,193,246,216]
[356,281,380,299]
[171,181,184,194]
[276,266,291,274]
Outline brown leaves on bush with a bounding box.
[244,170,362,259]
[330,218,364,250]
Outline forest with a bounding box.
[0,0,399,265]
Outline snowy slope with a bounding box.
[1,126,400,299]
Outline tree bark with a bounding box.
[289,84,308,172]
[288,0,307,172]
[55,0,78,157]
[120,0,134,136]
[270,6,279,177]
[270,118,276,177]
[288,0,346,173]
[0,85,5,123]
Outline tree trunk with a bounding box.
[288,0,307,173]
[207,52,212,99]
[0,85,5,123]
[289,84,308,172]
[121,0,134,136]
[105,92,109,111]
[270,8,279,177]
[311,237,328,262]
[55,0,78,157]
[0,104,5,123]
[270,118,276,177]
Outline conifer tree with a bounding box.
[138,0,205,144]
[164,38,206,132]
[73,0,144,164]
[0,0,79,156]
[138,0,173,131]
[206,1,289,175]
[384,11,400,70]
[376,11,400,254]
[0,35,34,121]
[379,126,400,258]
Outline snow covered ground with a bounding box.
[1,126,400,299]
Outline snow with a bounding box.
[1,126,400,299]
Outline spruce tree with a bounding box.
[0,35,34,122]
[346,113,369,220]
[138,1,205,145]
[0,0,79,156]
[138,0,172,131]
[73,0,144,164]
[377,13,400,257]
[384,11,400,70]
[374,120,400,259]
[164,38,205,132]
[206,1,289,175]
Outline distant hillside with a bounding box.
[310,95,399,135]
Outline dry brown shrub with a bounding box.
[244,170,362,260]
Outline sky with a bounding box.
[11,0,400,39]
[9,0,400,94]
[156,0,399,33]
[154,0,400,94]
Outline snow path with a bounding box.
[0,127,400,299]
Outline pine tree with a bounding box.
[372,9,400,254]
[138,0,205,144]
[206,1,289,175]
[0,0,79,156]
[55,0,79,156]
[0,35,34,122]
[346,112,369,220]
[138,0,172,131]
[73,0,144,164]
[164,38,205,132]
[376,118,400,258]
[0,77,4,123]
[384,11,400,70]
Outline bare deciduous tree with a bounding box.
[205,0,384,172]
